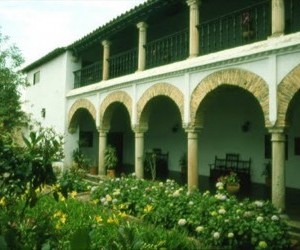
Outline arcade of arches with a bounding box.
[68,67,300,211]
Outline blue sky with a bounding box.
[0,0,146,67]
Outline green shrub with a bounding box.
[91,175,291,249]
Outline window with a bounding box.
[79,131,93,147]
[33,71,40,84]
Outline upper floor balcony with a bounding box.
[73,0,300,89]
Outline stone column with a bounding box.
[270,128,286,211]
[102,40,111,80]
[136,22,148,71]
[98,129,108,175]
[271,0,285,36]
[134,126,147,179]
[186,127,201,191]
[187,0,200,58]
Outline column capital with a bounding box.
[186,0,200,7]
[97,127,109,134]
[184,124,202,134]
[102,40,111,47]
[268,126,285,135]
[132,124,148,134]
[137,21,148,30]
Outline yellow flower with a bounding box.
[119,203,128,210]
[144,204,153,213]
[118,211,127,218]
[53,211,63,218]
[95,215,103,223]
[0,197,6,206]
[60,214,67,224]
[55,223,61,230]
[70,191,77,199]
[107,216,119,224]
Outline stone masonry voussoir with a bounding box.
[190,68,269,126]
[137,83,184,125]
[68,99,96,129]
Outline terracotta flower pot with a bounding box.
[89,166,98,175]
[107,169,116,178]
[226,183,240,194]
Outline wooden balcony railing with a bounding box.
[199,0,270,55]
[73,1,300,89]
[145,29,189,69]
[109,48,138,79]
[73,61,102,88]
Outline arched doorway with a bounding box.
[68,108,99,170]
[196,85,266,191]
[141,96,185,180]
[105,102,134,175]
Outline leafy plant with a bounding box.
[218,171,240,186]
[104,145,118,170]
[72,148,90,171]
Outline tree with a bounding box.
[0,28,27,132]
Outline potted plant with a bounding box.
[262,161,272,186]
[241,11,254,39]
[72,148,90,172]
[219,172,240,194]
[179,152,187,175]
[104,145,118,177]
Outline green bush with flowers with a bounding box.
[0,189,198,249]
[91,174,291,249]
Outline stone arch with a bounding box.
[137,83,184,126]
[68,99,96,131]
[277,64,300,127]
[99,91,132,129]
[190,68,269,127]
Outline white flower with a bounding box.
[172,190,181,197]
[254,201,264,207]
[228,232,234,238]
[100,197,106,203]
[188,201,194,206]
[271,215,279,221]
[243,211,252,217]
[256,216,264,223]
[213,232,220,239]
[112,198,118,204]
[218,208,226,214]
[159,182,164,187]
[195,226,204,233]
[91,186,98,193]
[216,182,224,189]
[215,194,227,200]
[178,219,187,226]
[113,189,121,196]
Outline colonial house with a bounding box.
[23,0,300,212]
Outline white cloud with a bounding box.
[0,0,146,66]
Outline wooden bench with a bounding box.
[209,153,251,186]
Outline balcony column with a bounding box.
[187,0,200,58]
[136,22,148,71]
[98,128,108,175]
[186,126,201,191]
[269,127,286,211]
[134,126,147,179]
[102,40,111,80]
[271,0,285,36]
